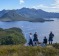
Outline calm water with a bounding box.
[0,19,59,43]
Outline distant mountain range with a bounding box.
[0,7,59,22]
[0,10,28,21]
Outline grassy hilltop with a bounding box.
[0,44,59,56]
[0,28,59,56]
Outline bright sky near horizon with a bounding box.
[0,0,59,12]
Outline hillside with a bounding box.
[0,28,26,45]
[0,44,59,56]
[0,10,29,21]
[0,9,8,17]
[16,8,59,18]
[0,10,45,22]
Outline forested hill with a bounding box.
[0,27,26,45]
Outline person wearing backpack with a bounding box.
[33,32,38,46]
[49,31,54,44]
[43,36,47,45]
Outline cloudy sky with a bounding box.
[0,0,59,12]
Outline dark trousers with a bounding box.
[29,39,33,46]
[49,41,53,44]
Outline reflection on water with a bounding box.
[0,19,59,43]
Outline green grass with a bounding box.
[0,45,59,56]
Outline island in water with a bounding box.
[0,8,56,22]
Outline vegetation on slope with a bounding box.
[0,28,26,45]
[52,43,59,49]
[0,45,59,56]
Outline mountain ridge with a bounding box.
[0,10,29,21]
[0,8,59,22]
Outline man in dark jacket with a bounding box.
[49,32,54,44]
[33,32,38,46]
[43,36,47,45]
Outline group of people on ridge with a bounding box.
[28,32,54,46]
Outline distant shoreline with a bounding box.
[45,19,54,21]
[0,19,54,22]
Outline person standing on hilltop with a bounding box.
[28,33,33,46]
[43,36,47,45]
[33,32,38,46]
[49,31,54,44]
